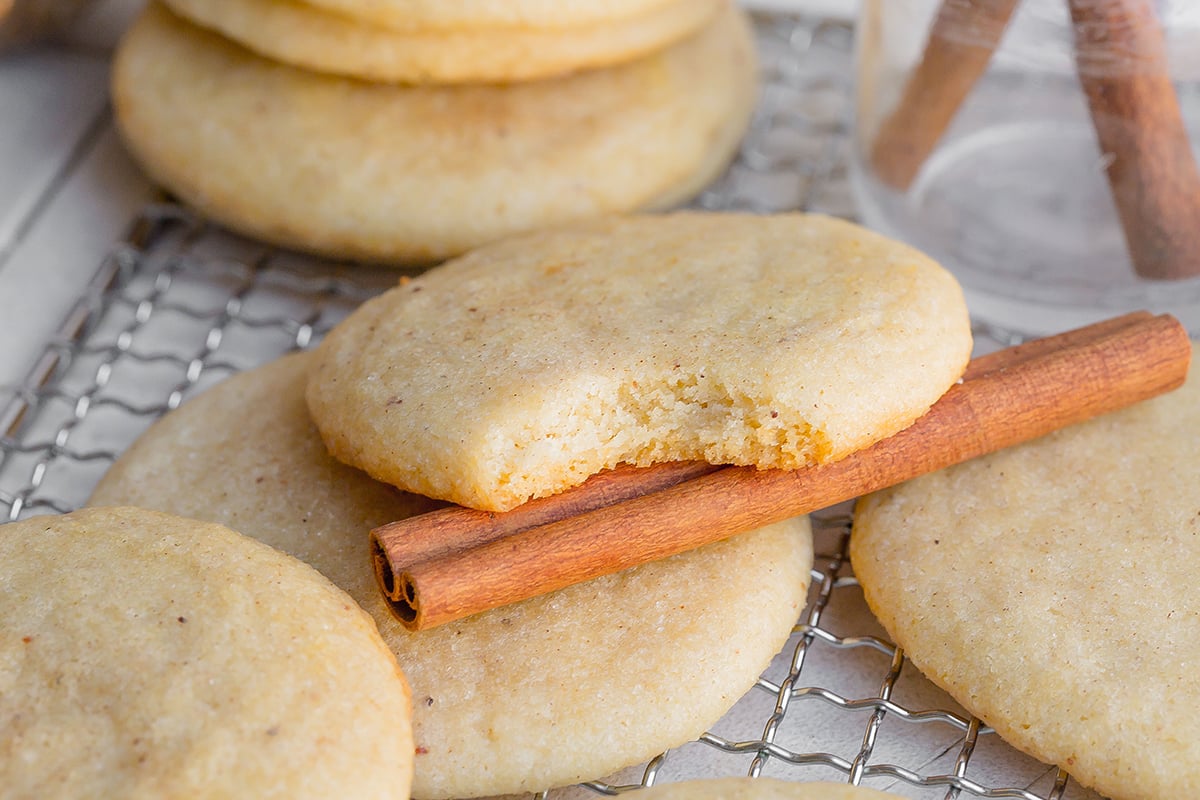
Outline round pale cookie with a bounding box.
[111,4,755,265]
[297,0,682,31]
[90,353,815,799]
[0,506,413,800]
[851,370,1200,800]
[631,778,902,799]
[161,0,721,84]
[306,212,973,512]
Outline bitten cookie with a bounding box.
[852,370,1200,800]
[306,213,973,511]
[0,506,414,800]
[90,353,814,799]
[111,3,755,264]
[161,0,721,84]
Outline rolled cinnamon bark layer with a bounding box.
[375,312,1191,630]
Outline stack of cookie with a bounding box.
[110,0,757,265]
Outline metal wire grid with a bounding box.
[582,512,1086,800]
[0,13,1098,800]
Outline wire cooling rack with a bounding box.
[0,13,1100,800]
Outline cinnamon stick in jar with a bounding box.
[373,312,1191,631]
[868,0,1022,191]
[1067,0,1200,280]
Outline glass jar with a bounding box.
[851,0,1200,335]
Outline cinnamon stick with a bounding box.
[371,460,721,608]
[868,0,1022,191]
[374,313,1190,631]
[1067,0,1200,280]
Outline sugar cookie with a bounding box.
[161,0,721,83]
[298,0,684,31]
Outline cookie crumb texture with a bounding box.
[307,213,972,510]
